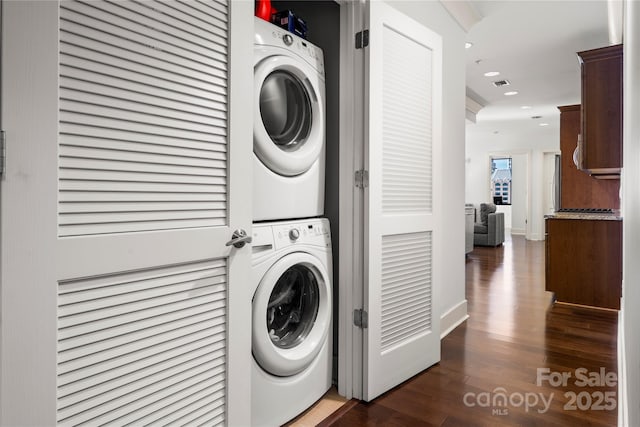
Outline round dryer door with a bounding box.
[252,252,331,377]
[254,54,325,177]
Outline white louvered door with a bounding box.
[363,1,443,401]
[1,1,252,425]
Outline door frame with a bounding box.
[488,150,532,239]
[337,0,364,400]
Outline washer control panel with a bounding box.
[271,219,330,250]
[251,219,331,265]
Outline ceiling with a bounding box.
[464,1,613,137]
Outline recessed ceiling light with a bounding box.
[539,123,549,126]
[504,91,519,96]
[484,71,500,77]
[465,42,473,49]
[521,105,532,110]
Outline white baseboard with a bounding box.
[511,228,526,235]
[618,304,627,427]
[440,299,469,339]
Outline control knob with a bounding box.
[289,228,300,240]
[282,33,294,46]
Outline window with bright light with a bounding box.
[491,157,512,205]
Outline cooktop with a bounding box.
[557,208,614,213]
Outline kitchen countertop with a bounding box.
[544,212,622,221]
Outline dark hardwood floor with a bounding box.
[321,236,618,427]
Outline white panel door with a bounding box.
[363,1,442,401]
[0,1,253,425]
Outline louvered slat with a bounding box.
[57,259,227,426]
[60,4,228,73]
[58,0,229,237]
[59,192,226,203]
[382,26,433,214]
[59,123,228,148]
[73,1,229,54]
[59,141,226,166]
[60,340,224,398]
[380,232,432,351]
[60,51,227,105]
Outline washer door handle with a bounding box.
[225,229,252,249]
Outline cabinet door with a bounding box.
[1,2,253,425]
[546,219,621,309]
[558,105,620,209]
[579,45,623,175]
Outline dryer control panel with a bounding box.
[255,17,324,74]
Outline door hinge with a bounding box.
[355,30,369,49]
[355,169,369,189]
[0,131,5,177]
[353,309,368,328]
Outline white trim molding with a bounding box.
[618,304,627,427]
[607,0,623,45]
[337,0,364,401]
[466,95,484,123]
[440,299,469,339]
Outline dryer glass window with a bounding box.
[260,71,312,150]
[267,264,319,349]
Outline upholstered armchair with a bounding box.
[473,203,505,247]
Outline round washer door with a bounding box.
[254,53,325,177]
[252,252,331,377]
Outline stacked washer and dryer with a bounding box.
[251,16,333,426]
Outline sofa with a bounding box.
[473,203,505,247]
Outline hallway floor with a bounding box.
[321,236,618,427]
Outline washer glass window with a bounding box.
[259,70,312,150]
[267,264,319,349]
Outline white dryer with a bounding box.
[253,17,326,221]
[251,218,332,426]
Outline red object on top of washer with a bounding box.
[256,0,275,22]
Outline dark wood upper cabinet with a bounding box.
[558,105,620,209]
[577,44,623,178]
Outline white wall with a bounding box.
[466,123,559,240]
[511,153,528,234]
[496,205,512,229]
[621,0,640,425]
[387,0,468,333]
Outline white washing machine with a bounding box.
[253,17,326,221]
[251,218,332,426]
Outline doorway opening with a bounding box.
[490,157,512,205]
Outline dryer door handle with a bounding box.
[226,229,252,249]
